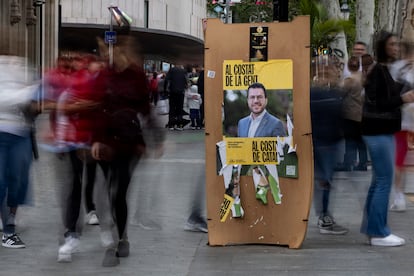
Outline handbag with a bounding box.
[156,98,169,115]
[107,108,143,144]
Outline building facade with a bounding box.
[0,0,206,76]
[60,0,206,69]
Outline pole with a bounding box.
[279,0,288,22]
[109,11,113,67]
[273,0,288,22]
[225,0,230,24]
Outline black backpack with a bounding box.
[107,108,143,144]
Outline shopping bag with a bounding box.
[156,98,169,115]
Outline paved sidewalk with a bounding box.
[1,127,414,276]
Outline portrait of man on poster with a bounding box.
[237,82,287,137]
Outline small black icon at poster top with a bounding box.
[250,26,268,62]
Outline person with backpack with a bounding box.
[91,35,165,267]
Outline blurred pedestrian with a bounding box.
[361,31,414,246]
[164,65,188,130]
[184,166,208,233]
[92,36,165,267]
[0,54,40,248]
[149,71,159,106]
[197,69,205,127]
[343,41,368,79]
[50,53,107,262]
[337,41,369,171]
[388,41,414,212]
[310,58,348,235]
[340,55,373,171]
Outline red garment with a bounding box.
[149,78,158,93]
[92,64,150,154]
[43,67,73,138]
[61,69,108,144]
[44,68,72,101]
[395,130,408,168]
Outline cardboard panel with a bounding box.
[205,16,312,248]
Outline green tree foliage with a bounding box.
[290,0,354,51]
[207,0,355,52]
[207,0,274,23]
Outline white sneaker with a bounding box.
[100,230,114,248]
[390,198,406,212]
[57,237,80,262]
[370,234,405,247]
[86,211,99,225]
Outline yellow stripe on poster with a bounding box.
[219,194,234,222]
[225,137,278,165]
[223,59,293,90]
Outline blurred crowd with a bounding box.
[145,65,205,131]
[0,34,172,266]
[0,32,210,267]
[3,26,414,271]
[310,31,414,247]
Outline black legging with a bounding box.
[100,155,138,240]
[64,151,83,235]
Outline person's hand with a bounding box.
[91,142,114,161]
[136,144,147,157]
[402,90,414,103]
[152,144,165,159]
[73,99,100,111]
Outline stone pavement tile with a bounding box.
[3,128,414,275]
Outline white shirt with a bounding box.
[248,110,266,137]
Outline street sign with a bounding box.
[214,5,223,13]
[104,31,117,44]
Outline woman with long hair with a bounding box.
[361,31,414,246]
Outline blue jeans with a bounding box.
[0,132,32,208]
[313,140,339,217]
[189,109,201,127]
[361,134,394,237]
[0,132,32,234]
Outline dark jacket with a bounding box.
[164,67,188,93]
[93,64,149,155]
[310,86,344,144]
[361,63,403,135]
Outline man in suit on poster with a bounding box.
[238,82,286,137]
[234,82,285,209]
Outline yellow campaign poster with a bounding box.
[223,59,293,90]
[225,137,278,165]
[221,57,298,178]
[219,194,234,222]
